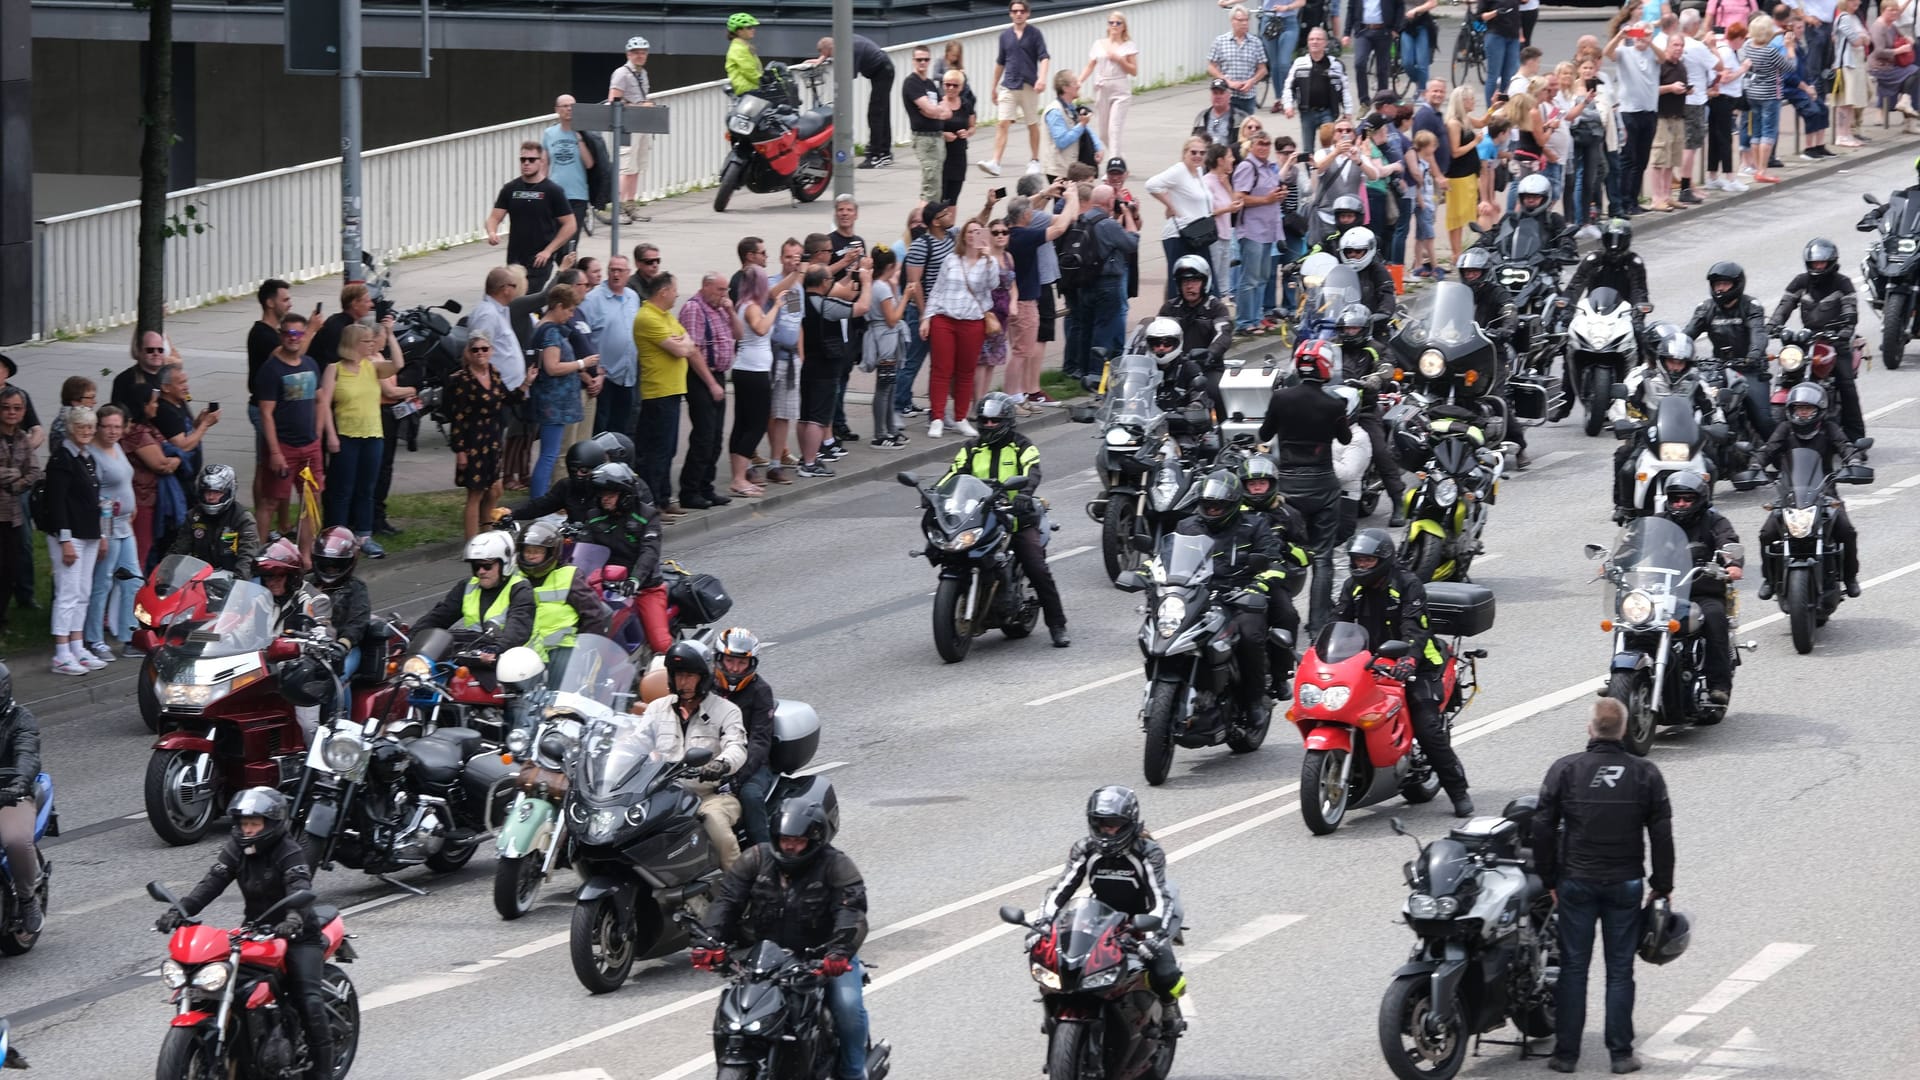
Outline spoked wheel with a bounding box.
[1608,670,1657,756]
[1103,498,1142,584]
[1583,367,1611,437]
[493,854,543,920]
[1787,567,1817,654]
[144,749,217,846]
[1881,292,1908,371]
[1301,748,1350,835]
[1142,681,1177,786]
[570,896,636,994]
[321,965,361,1078]
[931,576,973,663]
[1379,973,1468,1080]
[1046,1023,1097,1080]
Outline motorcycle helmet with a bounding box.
[770,795,836,871]
[1329,194,1364,232]
[1171,254,1212,293]
[726,12,760,33]
[312,526,359,586]
[1455,246,1497,289]
[1515,172,1552,217]
[465,530,515,574]
[1294,338,1335,382]
[1346,528,1397,588]
[196,463,238,517]
[1650,322,1695,381]
[625,35,650,52]
[1334,302,1374,349]
[590,461,642,513]
[975,392,1020,447]
[1339,227,1379,271]
[1086,785,1143,856]
[1785,381,1827,433]
[591,431,636,466]
[1601,218,1633,258]
[564,439,608,485]
[516,520,565,582]
[663,639,714,701]
[1239,455,1282,511]
[227,787,291,853]
[1638,897,1692,966]
[1664,470,1711,528]
[1803,237,1840,284]
[256,537,305,600]
[1143,317,1185,365]
[1195,469,1244,531]
[1706,261,1746,309]
[712,626,761,692]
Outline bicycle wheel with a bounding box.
[1451,29,1486,92]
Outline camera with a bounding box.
[374,298,396,322]
[1075,104,1092,117]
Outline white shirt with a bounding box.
[1714,41,1745,97]
[1681,37,1717,106]
[1801,0,1837,23]
[1144,162,1215,240]
[469,295,527,391]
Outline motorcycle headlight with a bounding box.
[1779,346,1805,371]
[1408,894,1461,919]
[1105,427,1138,447]
[1030,962,1062,990]
[624,801,650,826]
[506,728,531,756]
[159,673,260,709]
[161,959,189,989]
[1499,267,1532,286]
[321,732,371,778]
[1432,477,1460,507]
[940,528,983,551]
[1154,596,1187,638]
[1321,685,1351,710]
[1783,506,1817,538]
[1297,683,1324,707]
[401,655,435,679]
[1079,967,1121,989]
[191,962,232,993]
[1620,590,1656,626]
[728,115,755,135]
[1897,238,1918,254]
[538,729,580,768]
[1418,350,1447,379]
[1658,442,1691,463]
[587,807,622,843]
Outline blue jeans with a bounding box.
[1400,26,1432,90]
[1554,877,1645,1063]
[736,766,774,847]
[1390,193,1413,266]
[1091,279,1127,359]
[593,379,637,441]
[531,422,567,498]
[87,533,139,641]
[1235,238,1274,329]
[1300,106,1337,154]
[1748,98,1781,146]
[827,957,871,1080]
[636,394,682,511]
[324,436,383,537]
[1484,32,1522,103]
[894,301,927,411]
[1353,28,1395,102]
[1263,13,1300,101]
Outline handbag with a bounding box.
[1177,213,1220,251]
[963,259,1003,335]
[1260,11,1283,39]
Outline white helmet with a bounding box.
[1171,254,1212,290]
[1144,317,1185,364]
[626,36,651,52]
[1339,227,1378,271]
[464,531,515,565]
[1515,172,1552,215]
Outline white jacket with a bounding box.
[640,693,747,791]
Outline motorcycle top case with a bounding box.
[768,700,822,776]
[1423,582,1496,638]
[668,572,733,625]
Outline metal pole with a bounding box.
[609,105,623,263]
[832,0,853,198]
[341,0,365,284]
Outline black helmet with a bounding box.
[589,461,641,512]
[1334,302,1374,348]
[564,439,608,484]
[1601,218,1632,258]
[1086,785,1143,855]
[227,787,291,852]
[1803,237,1840,284]
[1143,317,1185,364]
[770,795,836,871]
[1706,261,1745,309]
[1514,173,1551,216]
[591,430,636,466]
[662,640,714,700]
[1330,194,1364,229]
[1239,455,1281,511]
[975,391,1020,447]
[1347,527,1397,587]
[1638,897,1692,966]
[1456,246,1496,288]
[1785,381,1827,433]
[517,520,565,581]
[312,526,359,586]
[1664,470,1711,527]
[712,626,760,693]
[1195,469,1244,531]
[196,463,238,517]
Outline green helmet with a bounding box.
[727,12,760,32]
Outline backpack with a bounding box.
[1055,213,1108,291]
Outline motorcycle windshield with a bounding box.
[1605,516,1695,620]
[1421,838,1476,898]
[575,714,664,800]
[1306,265,1363,331]
[1053,897,1130,974]
[1312,621,1374,664]
[730,94,769,122]
[1586,286,1625,315]
[548,635,637,709]
[1651,393,1700,447]
[1498,218,1544,264]
[1890,192,1920,239]
[147,554,216,599]
[1102,354,1164,429]
[1398,283,1482,349]
[932,473,996,532]
[1154,533,1216,587]
[162,580,279,659]
[1782,446,1826,510]
[570,541,611,581]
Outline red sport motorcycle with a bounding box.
[1288,583,1494,835]
[713,61,834,212]
[147,880,360,1080]
[132,555,226,732]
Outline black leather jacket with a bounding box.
[0,702,41,798]
[582,508,664,588]
[1771,272,1858,340]
[180,832,320,936]
[1040,834,1175,924]
[1754,417,1862,474]
[1531,738,1675,893]
[706,844,868,958]
[1683,295,1768,369]
[1565,251,1650,308]
[715,674,776,779]
[310,575,371,650]
[1667,508,1742,600]
[1169,514,1288,594]
[1331,565,1445,671]
[1469,281,1518,343]
[1158,294,1234,368]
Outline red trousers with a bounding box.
[928,314,984,423]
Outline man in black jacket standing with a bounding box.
[1259,341,1352,630]
[1531,697,1676,1076]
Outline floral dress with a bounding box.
[979,256,1015,368]
[446,366,507,491]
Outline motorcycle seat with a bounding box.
[403,737,467,785]
[797,109,831,140]
[310,904,340,927]
[425,726,486,760]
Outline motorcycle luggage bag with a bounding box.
[1424,582,1495,638]
[768,700,822,775]
[668,572,732,625]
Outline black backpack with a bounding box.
[1055,213,1107,291]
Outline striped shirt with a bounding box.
[905,231,956,299]
[1741,42,1789,101]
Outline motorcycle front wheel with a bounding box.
[932,576,973,663]
[570,896,636,994]
[1583,367,1611,437]
[154,1025,224,1080]
[713,159,744,213]
[1301,748,1350,835]
[1787,567,1817,654]
[1378,972,1468,1080]
[144,749,217,846]
[1046,1023,1096,1080]
[493,854,543,920]
[1102,497,1140,583]
[1882,291,1909,371]
[1608,670,1657,756]
[1142,681,1178,786]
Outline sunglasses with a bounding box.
[989,228,1010,236]
[470,345,492,354]
[281,329,306,338]
[144,347,168,354]
[639,257,661,265]
[914,57,930,63]
[469,560,502,574]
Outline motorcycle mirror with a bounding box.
[114,567,142,582]
[1000,474,1032,493]
[1467,222,1485,235]
[1841,465,1877,485]
[1610,382,1631,400]
[1377,640,1412,660]
[1863,192,1883,206]
[895,472,920,488]
[1268,627,1294,650]
[1855,436,1875,452]
[1584,543,1606,561]
[146,880,178,904]
[1132,914,1163,934]
[683,745,715,769]
[442,299,463,314]
[998,904,1029,926]
[1114,571,1147,593]
[1719,543,1744,563]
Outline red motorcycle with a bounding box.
[713,60,834,212]
[130,556,226,732]
[1288,583,1494,835]
[147,879,360,1080]
[1770,327,1865,420]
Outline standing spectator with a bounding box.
[1531,697,1676,1076]
[1833,0,1869,147]
[890,207,932,418]
[0,352,35,616]
[252,312,324,537]
[632,243,664,298]
[1147,137,1218,300]
[0,388,39,637]
[634,273,694,512]
[121,392,182,570]
[1801,0,1835,103]
[1073,184,1138,377]
[1410,130,1442,276]
[85,406,139,660]
[49,376,95,446]
[43,407,103,676]
[1282,28,1357,149]
[1741,15,1791,183]
[1003,184,1075,408]
[1342,0,1404,102]
[933,38,973,88]
[1041,72,1102,181]
[1212,7,1270,117]
[371,320,417,541]
[919,222,997,438]
[828,199,871,448]
[1401,0,1439,90]
[904,47,953,201]
[1608,22,1663,207]
[1080,12,1140,159]
[111,330,172,416]
[1016,171,1069,404]
[1253,0,1306,112]
[1233,130,1287,331]
[582,256,643,437]
[308,282,371,373]
[152,364,219,493]
[247,278,296,514]
[606,36,654,224]
[318,325,400,558]
[1674,11,1719,206]
[976,221,1017,401]
[678,274,743,508]
[813,34,896,168]
[1704,30,1746,192]
[1707,0,1757,31]
[1570,58,1616,223]
[941,71,977,203]
[468,263,528,409]
[1444,85,1487,262]
[1412,77,1452,176]
[527,284,600,498]
[865,249,911,447]
[1518,0,1540,44]
[729,236,768,303]
[767,240,807,482]
[904,201,959,413]
[543,95,596,247]
[799,263,871,474]
[1202,144,1242,298]
[1480,0,1525,101]
[731,267,781,493]
[486,143,577,292]
[980,1,1051,178]
[447,331,509,540]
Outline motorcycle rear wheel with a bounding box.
[713,160,744,213]
[1787,567,1817,654]
[790,153,832,203]
[1379,972,1468,1080]
[1102,497,1141,584]
[321,964,361,1078]
[1583,367,1611,437]
[493,854,543,920]
[1046,1023,1095,1080]
[145,749,216,846]
[1002,568,1039,639]
[932,576,973,663]
[570,896,636,994]
[425,836,480,873]
[1882,292,1908,371]
[1399,757,1442,804]
[1405,531,1447,584]
[1608,671,1657,756]
[1301,748,1350,835]
[1142,681,1178,786]
[1226,698,1271,754]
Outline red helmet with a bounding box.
[257,537,303,595]
[312,526,359,586]
[1293,339,1335,382]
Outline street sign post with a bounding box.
[569,103,672,263]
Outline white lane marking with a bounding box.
[1182,913,1307,967]
[341,892,413,917]
[1896,472,1920,489]
[1642,943,1814,1063]
[1053,544,1095,561]
[793,760,848,778]
[1475,552,1504,563]
[464,989,727,1080]
[123,811,148,821]
[1863,395,1914,421]
[1694,1027,1779,1072]
[452,959,509,975]
[361,973,482,1012]
[1027,669,1135,706]
[519,1071,617,1080]
[1849,498,1887,508]
[493,931,571,960]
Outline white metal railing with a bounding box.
[33,0,1216,337]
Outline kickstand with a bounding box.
[377,874,428,897]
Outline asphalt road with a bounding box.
[8,146,1920,1080]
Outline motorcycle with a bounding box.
[1586,517,1755,754]
[0,772,54,956]
[1088,351,1166,583]
[391,627,518,743]
[1696,357,1760,480]
[684,919,893,1080]
[1395,411,1504,584]
[1857,191,1916,370]
[1289,583,1494,835]
[1614,387,1721,519]
[714,61,834,213]
[131,555,226,732]
[1376,805,1557,1080]
[900,471,1045,664]
[1389,281,1514,449]
[1116,532,1280,787]
[147,880,359,1080]
[1560,286,1641,437]
[1478,216,1573,379]
[390,298,467,437]
[1734,445,1875,654]
[1770,327,1864,425]
[997,898,1179,1080]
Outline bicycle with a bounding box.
[1451,3,1488,92]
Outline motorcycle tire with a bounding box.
[1405,531,1447,584]
[1301,748,1350,835]
[570,896,636,994]
[1378,972,1468,1080]
[790,153,832,204]
[1002,572,1040,640]
[145,749,217,846]
[1046,1023,1095,1080]
[1142,681,1178,787]
[300,830,327,871]
[425,835,480,873]
[321,964,361,1078]
[1583,367,1611,437]
[1226,698,1272,754]
[713,160,744,214]
[1608,671,1657,757]
[493,854,543,920]
[139,655,162,732]
[1788,567,1817,655]
[154,1025,222,1080]
[1882,292,1908,371]
[715,1067,752,1080]
[0,867,47,955]
[932,576,973,663]
[1102,498,1140,584]
[1399,758,1442,805]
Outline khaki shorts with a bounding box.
[1649,116,1685,169]
[620,134,650,178]
[998,84,1041,126]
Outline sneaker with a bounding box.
[766,466,795,485]
[1027,391,1060,407]
[952,419,979,438]
[50,657,87,676]
[751,455,770,468]
[796,461,835,478]
[976,159,1003,177]
[1739,164,1756,177]
[780,452,801,467]
[1548,1057,1578,1074]
[121,641,146,659]
[900,403,928,418]
[16,894,42,936]
[1808,145,1836,159]
[1677,188,1702,205]
[1025,160,1043,175]
[1800,149,1822,162]
[1610,1054,1644,1075]
[1704,178,1727,192]
[76,652,107,671]
[1768,156,1785,169]
[1722,180,1750,193]
[820,443,848,462]
[87,641,117,663]
[359,537,387,559]
[890,433,912,447]
[928,418,945,437]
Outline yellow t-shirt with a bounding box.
[633,303,690,401]
[330,359,384,439]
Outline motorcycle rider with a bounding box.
[514,519,611,662]
[1136,317,1216,447]
[939,392,1071,648]
[1659,471,1743,707]
[1258,340,1353,631]
[1746,383,1866,599]
[1333,302,1408,527]
[1157,255,1234,416]
[1769,237,1866,440]
[155,788,333,1080]
[169,463,262,579]
[1036,787,1186,1028]
[1611,324,1721,523]
[1237,455,1310,692]
[1683,261,1771,436]
[310,527,372,682]
[1333,528,1473,816]
[1454,247,1530,467]
[695,796,873,1080]
[711,627,778,847]
[504,439,651,527]
[0,664,45,937]
[412,532,537,659]
[254,536,315,622]
[638,641,747,869]
[254,537,346,739]
[1556,219,1652,420]
[1313,194,1367,254]
[579,461,672,655]
[1335,228,1398,320]
[1479,173,1577,264]
[1174,470,1286,718]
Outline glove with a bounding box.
[274,914,303,940]
[1391,658,1418,681]
[690,946,729,971]
[1011,494,1038,520]
[155,910,185,933]
[817,954,853,978]
[0,782,25,807]
[696,761,731,782]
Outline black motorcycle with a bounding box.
[1735,445,1875,654]
[1377,805,1558,1080]
[1858,191,1918,370]
[900,471,1044,663]
[999,899,1179,1080]
[1695,357,1760,480]
[390,298,467,438]
[1394,409,1503,584]
[1478,217,1573,375]
[714,62,834,213]
[1389,281,1514,447]
[1087,352,1170,583]
[1116,532,1279,786]
[683,920,893,1080]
